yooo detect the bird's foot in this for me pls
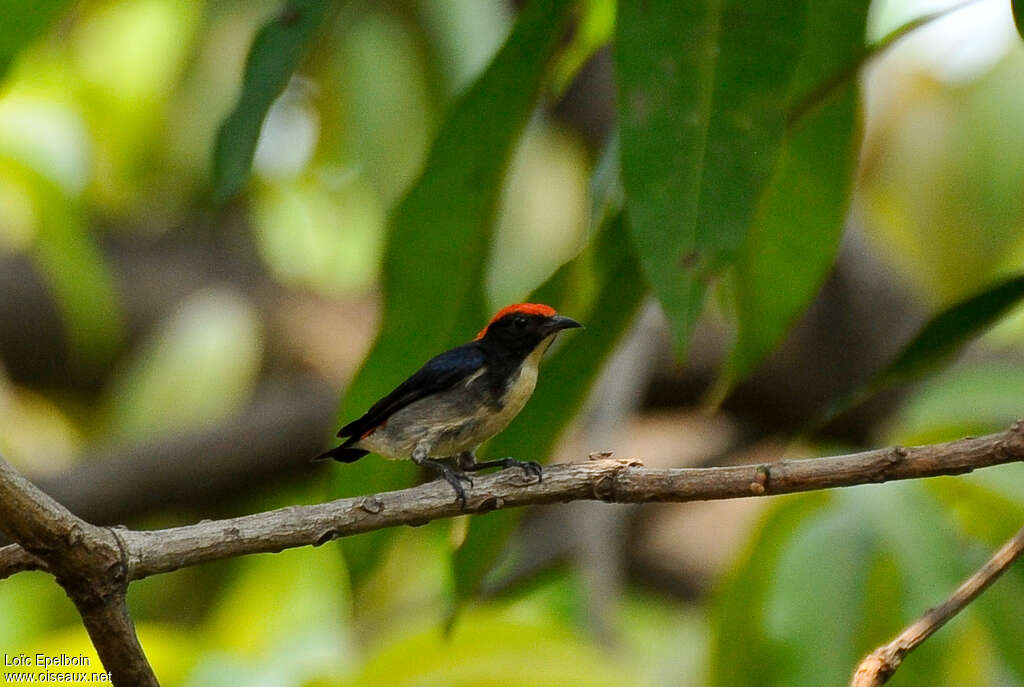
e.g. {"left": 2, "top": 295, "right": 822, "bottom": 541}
{"left": 460, "top": 456, "right": 543, "bottom": 483}
{"left": 418, "top": 457, "right": 473, "bottom": 509}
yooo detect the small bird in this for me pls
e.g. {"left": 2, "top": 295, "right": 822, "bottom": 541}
{"left": 316, "top": 303, "right": 582, "bottom": 506}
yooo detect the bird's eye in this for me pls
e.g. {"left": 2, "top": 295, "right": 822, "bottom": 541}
{"left": 513, "top": 315, "right": 528, "bottom": 329}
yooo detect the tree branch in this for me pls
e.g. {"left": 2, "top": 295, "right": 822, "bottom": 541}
{"left": 0, "top": 456, "right": 159, "bottom": 686}
{"left": 0, "top": 543, "right": 45, "bottom": 580}
{"left": 2, "top": 423, "right": 1022, "bottom": 687}
{"left": 851, "top": 522, "right": 1024, "bottom": 686}
{"left": 13, "top": 422, "right": 1016, "bottom": 582}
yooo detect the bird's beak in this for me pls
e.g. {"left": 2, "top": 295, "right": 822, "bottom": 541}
{"left": 546, "top": 315, "right": 583, "bottom": 334}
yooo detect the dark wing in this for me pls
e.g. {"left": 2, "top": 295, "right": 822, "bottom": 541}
{"left": 337, "top": 343, "right": 486, "bottom": 442}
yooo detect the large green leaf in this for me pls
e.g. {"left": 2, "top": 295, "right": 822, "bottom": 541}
{"left": 614, "top": 0, "right": 716, "bottom": 355}
{"left": 452, "top": 214, "right": 647, "bottom": 601}
{"left": 727, "top": 0, "right": 870, "bottom": 384}
{"left": 694, "top": 2, "right": 807, "bottom": 271}
{"left": 212, "top": 0, "right": 334, "bottom": 201}
{"left": 0, "top": 0, "right": 70, "bottom": 83}
{"left": 616, "top": 0, "right": 810, "bottom": 356}
{"left": 1013, "top": 0, "right": 1024, "bottom": 42}
{"left": 327, "top": 0, "right": 576, "bottom": 587}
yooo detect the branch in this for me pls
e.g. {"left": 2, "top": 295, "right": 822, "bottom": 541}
{"left": 0, "top": 456, "right": 159, "bottom": 686}
{"left": 91, "top": 422, "right": 1024, "bottom": 580}
{"left": 851, "top": 522, "right": 1024, "bottom": 686}
{"left": 0, "top": 544, "right": 45, "bottom": 580}
{"left": 2, "top": 422, "right": 1022, "bottom": 687}
{"left": 1, "top": 425, "right": 1021, "bottom": 583}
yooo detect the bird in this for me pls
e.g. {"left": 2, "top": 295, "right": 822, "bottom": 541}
{"left": 316, "top": 303, "right": 582, "bottom": 506}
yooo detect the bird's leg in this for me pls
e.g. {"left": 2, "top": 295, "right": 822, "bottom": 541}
{"left": 412, "top": 445, "right": 472, "bottom": 508}
{"left": 457, "top": 451, "right": 542, "bottom": 483}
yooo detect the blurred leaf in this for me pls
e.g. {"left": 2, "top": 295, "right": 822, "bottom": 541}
{"left": 205, "top": 546, "right": 350, "bottom": 660}
{"left": 819, "top": 274, "right": 1024, "bottom": 428}
{"left": 1013, "top": 0, "right": 1024, "bottom": 42}
{"left": 453, "top": 214, "right": 647, "bottom": 601}
{"left": 0, "top": 573, "right": 73, "bottom": 648}
{"left": 549, "top": 0, "right": 615, "bottom": 96}
{"left": 213, "top": 0, "right": 334, "bottom": 201}
{"left": 710, "top": 491, "right": 832, "bottom": 687}
{"left": 711, "top": 484, "right": 981, "bottom": 687}
{"left": 924, "top": 476, "right": 1024, "bottom": 682}
{"left": 328, "top": 0, "right": 576, "bottom": 588}
{"left": 885, "top": 361, "right": 1024, "bottom": 446}
{"left": 0, "top": 0, "right": 69, "bottom": 83}
{"left": 322, "top": 8, "right": 437, "bottom": 206}
{"left": 9, "top": 161, "right": 123, "bottom": 373}
{"left": 727, "top": 0, "right": 869, "bottom": 384}
{"left": 614, "top": 0, "right": 715, "bottom": 356}
{"left": 764, "top": 501, "right": 875, "bottom": 684}
{"left": 975, "top": 561, "right": 1024, "bottom": 684}
{"left": 349, "top": 605, "right": 632, "bottom": 687}
{"left": 100, "top": 288, "right": 261, "bottom": 438}
{"left": 874, "top": 273, "right": 1024, "bottom": 388}
{"left": 588, "top": 128, "right": 622, "bottom": 233}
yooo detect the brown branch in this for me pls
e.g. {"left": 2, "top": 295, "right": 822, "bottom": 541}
{"left": 1, "top": 422, "right": 1022, "bottom": 686}
{"left": 84, "top": 422, "right": 1024, "bottom": 580}
{"left": 0, "top": 543, "right": 46, "bottom": 580}
{"left": 851, "top": 522, "right": 1024, "bottom": 686}
{"left": 0, "top": 456, "right": 159, "bottom": 686}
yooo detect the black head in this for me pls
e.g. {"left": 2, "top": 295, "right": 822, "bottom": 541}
{"left": 474, "top": 303, "right": 582, "bottom": 356}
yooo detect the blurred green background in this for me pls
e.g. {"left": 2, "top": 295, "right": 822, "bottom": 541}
{"left": 2, "top": 0, "right": 1024, "bottom": 685}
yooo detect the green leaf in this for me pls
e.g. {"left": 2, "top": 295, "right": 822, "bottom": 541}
{"left": 818, "top": 274, "right": 1024, "bottom": 428}
{"left": 614, "top": 0, "right": 716, "bottom": 355}
{"left": 0, "top": 0, "right": 70, "bottom": 83}
{"left": 709, "top": 492, "right": 832, "bottom": 687}
{"left": 873, "top": 273, "right": 1024, "bottom": 388}
{"left": 350, "top": 604, "right": 633, "bottom": 687}
{"left": 919, "top": 476, "right": 1024, "bottom": 682}
{"left": 3, "top": 159, "right": 123, "bottom": 374}
{"left": 99, "top": 288, "right": 262, "bottom": 439}
{"left": 711, "top": 485, "right": 977, "bottom": 687}
{"left": 694, "top": 2, "right": 808, "bottom": 271}
{"left": 212, "top": 0, "right": 333, "bottom": 202}
{"left": 452, "top": 213, "right": 647, "bottom": 601}
{"left": 616, "top": 0, "right": 811, "bottom": 357}
{"left": 327, "top": 0, "right": 576, "bottom": 588}
{"left": 727, "top": 0, "right": 870, "bottom": 384}
{"left": 885, "top": 361, "right": 1024, "bottom": 446}
{"left": 1013, "top": 0, "right": 1024, "bottom": 42}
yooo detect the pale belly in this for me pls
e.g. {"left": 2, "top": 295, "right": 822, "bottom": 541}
{"left": 356, "top": 345, "right": 545, "bottom": 459}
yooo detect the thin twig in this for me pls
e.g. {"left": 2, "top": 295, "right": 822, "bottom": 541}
{"left": 851, "top": 523, "right": 1024, "bottom": 686}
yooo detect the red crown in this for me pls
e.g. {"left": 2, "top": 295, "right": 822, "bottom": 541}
{"left": 475, "top": 303, "right": 557, "bottom": 340}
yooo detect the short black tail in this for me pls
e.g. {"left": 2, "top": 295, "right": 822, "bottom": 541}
{"left": 313, "top": 446, "right": 369, "bottom": 463}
